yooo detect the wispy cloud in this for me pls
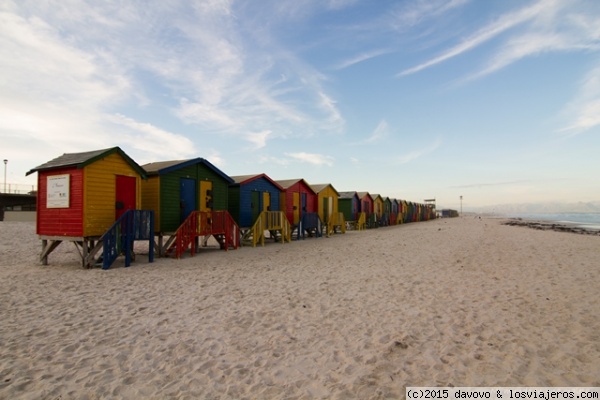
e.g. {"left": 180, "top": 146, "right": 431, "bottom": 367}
{"left": 397, "top": 0, "right": 552, "bottom": 77}
{"left": 107, "top": 114, "right": 196, "bottom": 160}
{"left": 390, "top": 0, "right": 470, "bottom": 31}
{"left": 395, "top": 138, "right": 442, "bottom": 164}
{"left": 559, "top": 64, "right": 600, "bottom": 135}
{"left": 244, "top": 130, "right": 273, "bottom": 150}
{"left": 0, "top": 0, "right": 346, "bottom": 166}
{"left": 349, "top": 120, "right": 389, "bottom": 145}
{"left": 333, "top": 48, "right": 392, "bottom": 70}
{"left": 285, "top": 152, "right": 335, "bottom": 166}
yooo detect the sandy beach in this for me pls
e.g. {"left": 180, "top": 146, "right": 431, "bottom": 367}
{"left": 0, "top": 217, "right": 599, "bottom": 399}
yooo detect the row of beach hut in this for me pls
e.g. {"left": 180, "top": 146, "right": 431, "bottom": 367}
{"left": 26, "top": 147, "right": 436, "bottom": 269}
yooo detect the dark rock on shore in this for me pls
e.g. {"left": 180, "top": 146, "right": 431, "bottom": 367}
{"left": 503, "top": 219, "right": 600, "bottom": 235}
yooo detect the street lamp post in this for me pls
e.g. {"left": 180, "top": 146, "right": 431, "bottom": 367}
{"left": 460, "top": 195, "right": 463, "bottom": 216}
{"left": 3, "top": 159, "right": 7, "bottom": 194}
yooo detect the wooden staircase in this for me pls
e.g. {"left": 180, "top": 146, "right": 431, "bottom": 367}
{"left": 165, "top": 210, "right": 239, "bottom": 259}
{"left": 355, "top": 212, "right": 366, "bottom": 230}
{"left": 242, "top": 211, "right": 291, "bottom": 247}
{"left": 325, "top": 212, "right": 346, "bottom": 236}
{"left": 84, "top": 210, "right": 155, "bottom": 270}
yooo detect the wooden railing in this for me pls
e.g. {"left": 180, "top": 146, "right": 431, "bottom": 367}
{"left": 195, "top": 210, "right": 240, "bottom": 250}
{"left": 86, "top": 210, "right": 155, "bottom": 270}
{"left": 396, "top": 212, "right": 404, "bottom": 225}
{"left": 247, "top": 211, "right": 291, "bottom": 247}
{"left": 325, "top": 212, "right": 346, "bottom": 236}
{"left": 170, "top": 210, "right": 239, "bottom": 258}
{"left": 355, "top": 212, "right": 366, "bottom": 230}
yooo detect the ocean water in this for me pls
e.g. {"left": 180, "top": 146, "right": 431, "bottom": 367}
{"left": 506, "top": 213, "right": 600, "bottom": 230}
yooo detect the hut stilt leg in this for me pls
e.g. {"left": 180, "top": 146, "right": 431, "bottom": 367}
{"left": 82, "top": 240, "right": 89, "bottom": 269}
{"left": 40, "top": 240, "right": 62, "bottom": 266}
{"left": 41, "top": 239, "right": 48, "bottom": 266}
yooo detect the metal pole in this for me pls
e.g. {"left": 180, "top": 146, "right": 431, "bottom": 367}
{"left": 3, "top": 159, "right": 7, "bottom": 194}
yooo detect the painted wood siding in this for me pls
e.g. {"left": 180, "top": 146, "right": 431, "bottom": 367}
{"left": 141, "top": 176, "right": 161, "bottom": 231}
{"left": 144, "top": 163, "right": 230, "bottom": 233}
{"left": 84, "top": 153, "right": 142, "bottom": 236}
{"left": 316, "top": 186, "right": 338, "bottom": 222}
{"left": 234, "top": 177, "right": 281, "bottom": 227}
{"left": 197, "top": 164, "right": 229, "bottom": 210}
{"left": 373, "top": 197, "right": 384, "bottom": 218}
{"left": 300, "top": 183, "right": 317, "bottom": 213}
{"left": 361, "top": 196, "right": 373, "bottom": 214}
{"left": 227, "top": 186, "right": 241, "bottom": 225}
{"left": 281, "top": 181, "right": 316, "bottom": 224}
{"left": 36, "top": 167, "right": 84, "bottom": 237}
{"left": 159, "top": 172, "right": 186, "bottom": 233}
{"left": 339, "top": 196, "right": 358, "bottom": 222}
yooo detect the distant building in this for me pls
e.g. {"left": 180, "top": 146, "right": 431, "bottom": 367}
{"left": 441, "top": 209, "right": 459, "bottom": 218}
{"left": 0, "top": 193, "right": 37, "bottom": 221}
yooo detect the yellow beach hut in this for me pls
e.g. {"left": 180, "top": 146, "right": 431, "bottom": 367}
{"left": 310, "top": 183, "right": 345, "bottom": 235}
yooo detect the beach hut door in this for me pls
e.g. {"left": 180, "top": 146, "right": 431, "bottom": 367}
{"left": 180, "top": 178, "right": 196, "bottom": 222}
{"left": 115, "top": 175, "right": 136, "bottom": 220}
{"left": 200, "top": 180, "right": 213, "bottom": 212}
{"left": 293, "top": 192, "right": 300, "bottom": 224}
{"left": 323, "top": 197, "right": 330, "bottom": 222}
{"left": 262, "top": 192, "right": 270, "bottom": 211}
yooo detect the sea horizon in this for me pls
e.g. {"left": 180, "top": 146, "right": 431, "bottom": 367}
{"left": 502, "top": 212, "right": 600, "bottom": 230}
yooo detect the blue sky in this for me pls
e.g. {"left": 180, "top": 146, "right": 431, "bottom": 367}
{"left": 1, "top": 0, "right": 599, "bottom": 210}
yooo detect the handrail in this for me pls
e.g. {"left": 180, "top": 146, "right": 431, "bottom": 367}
{"left": 249, "top": 211, "right": 291, "bottom": 246}
{"left": 324, "top": 211, "right": 346, "bottom": 235}
{"left": 99, "top": 210, "right": 154, "bottom": 270}
{"left": 171, "top": 210, "right": 239, "bottom": 258}
{"left": 356, "top": 212, "right": 366, "bottom": 230}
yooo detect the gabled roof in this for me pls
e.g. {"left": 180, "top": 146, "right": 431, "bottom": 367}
{"left": 371, "top": 193, "right": 383, "bottom": 202}
{"left": 338, "top": 191, "right": 359, "bottom": 199}
{"left": 141, "top": 158, "right": 233, "bottom": 183}
{"left": 274, "top": 178, "right": 317, "bottom": 194}
{"left": 357, "top": 192, "right": 373, "bottom": 201}
{"left": 229, "top": 173, "right": 284, "bottom": 191}
{"left": 310, "top": 183, "right": 340, "bottom": 197}
{"left": 26, "top": 147, "right": 146, "bottom": 178}
{"left": 142, "top": 159, "right": 188, "bottom": 174}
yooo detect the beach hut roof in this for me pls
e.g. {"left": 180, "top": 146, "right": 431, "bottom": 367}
{"left": 229, "top": 173, "right": 285, "bottom": 190}
{"left": 26, "top": 147, "right": 146, "bottom": 178}
{"left": 141, "top": 158, "right": 233, "bottom": 183}
{"left": 357, "top": 192, "right": 373, "bottom": 201}
{"left": 310, "top": 183, "right": 340, "bottom": 197}
{"left": 338, "top": 191, "right": 358, "bottom": 199}
{"left": 274, "top": 178, "right": 317, "bottom": 194}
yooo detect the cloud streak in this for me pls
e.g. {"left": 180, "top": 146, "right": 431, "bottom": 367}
{"left": 0, "top": 0, "right": 346, "bottom": 163}
{"left": 397, "top": 0, "right": 556, "bottom": 77}
{"left": 559, "top": 64, "right": 600, "bottom": 135}
{"left": 395, "top": 138, "right": 442, "bottom": 165}
{"left": 285, "top": 152, "right": 335, "bottom": 166}
{"left": 333, "top": 49, "right": 392, "bottom": 70}
{"left": 349, "top": 120, "right": 389, "bottom": 145}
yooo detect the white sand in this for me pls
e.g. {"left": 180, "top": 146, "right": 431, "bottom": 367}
{"left": 0, "top": 217, "right": 599, "bottom": 399}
